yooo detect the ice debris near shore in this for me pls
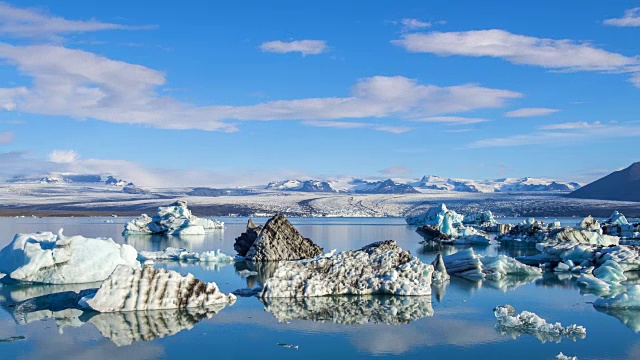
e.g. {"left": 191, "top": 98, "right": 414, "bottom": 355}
{"left": 0, "top": 229, "right": 139, "bottom": 284}
{"left": 442, "top": 248, "right": 541, "bottom": 280}
{"left": 411, "top": 204, "right": 491, "bottom": 245}
{"left": 593, "top": 285, "right": 640, "bottom": 309}
{"left": 124, "top": 200, "right": 223, "bottom": 236}
{"left": 494, "top": 304, "right": 586, "bottom": 343}
{"left": 261, "top": 295, "right": 433, "bottom": 324}
{"left": 79, "top": 265, "right": 236, "bottom": 312}
{"left": 139, "top": 247, "right": 234, "bottom": 264}
{"left": 260, "top": 240, "right": 433, "bottom": 298}
{"left": 497, "top": 217, "right": 619, "bottom": 246}
{"left": 241, "top": 214, "right": 324, "bottom": 261}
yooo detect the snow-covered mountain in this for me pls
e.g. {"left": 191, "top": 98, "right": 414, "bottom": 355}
{"left": 351, "top": 179, "right": 420, "bottom": 194}
{"left": 265, "top": 180, "right": 337, "bottom": 193}
{"left": 414, "top": 175, "right": 580, "bottom": 193}
{"left": 9, "top": 174, "right": 131, "bottom": 186}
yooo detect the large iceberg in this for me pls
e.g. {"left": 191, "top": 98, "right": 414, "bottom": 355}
{"left": 124, "top": 200, "right": 223, "bottom": 235}
{"left": 79, "top": 265, "right": 236, "bottom": 312}
{"left": 442, "top": 248, "right": 541, "bottom": 280}
{"left": 260, "top": 240, "right": 433, "bottom": 298}
{"left": 0, "top": 229, "right": 140, "bottom": 284}
{"left": 493, "top": 304, "right": 586, "bottom": 343}
{"left": 413, "top": 204, "right": 491, "bottom": 245}
{"left": 244, "top": 214, "right": 324, "bottom": 261}
{"left": 406, "top": 204, "right": 496, "bottom": 226}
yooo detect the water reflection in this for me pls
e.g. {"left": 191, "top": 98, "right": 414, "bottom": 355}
{"left": 261, "top": 295, "right": 433, "bottom": 325}
{"left": 234, "top": 260, "right": 279, "bottom": 289}
{"left": 595, "top": 306, "right": 640, "bottom": 332}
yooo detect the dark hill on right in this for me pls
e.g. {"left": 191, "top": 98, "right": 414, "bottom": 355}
{"left": 567, "top": 162, "right": 640, "bottom": 202}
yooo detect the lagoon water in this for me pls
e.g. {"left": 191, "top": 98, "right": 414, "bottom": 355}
{"left": 0, "top": 216, "right": 639, "bottom": 359}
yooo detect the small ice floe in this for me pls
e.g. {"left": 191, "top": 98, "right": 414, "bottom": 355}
{"left": 0, "top": 229, "right": 139, "bottom": 284}
{"left": 260, "top": 240, "right": 433, "bottom": 298}
{"left": 556, "top": 353, "right": 578, "bottom": 360}
{"left": 593, "top": 285, "right": 640, "bottom": 309}
{"left": 237, "top": 269, "right": 258, "bottom": 277}
{"left": 277, "top": 343, "right": 299, "bottom": 350}
{"left": 139, "top": 247, "right": 234, "bottom": 264}
{"left": 493, "top": 304, "right": 586, "bottom": 343}
{"left": 123, "top": 200, "right": 224, "bottom": 236}
{"left": 442, "top": 248, "right": 541, "bottom": 280}
{"left": 79, "top": 265, "right": 236, "bottom": 312}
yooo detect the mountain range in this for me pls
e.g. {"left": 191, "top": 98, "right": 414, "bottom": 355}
{"left": 568, "top": 162, "right": 640, "bottom": 202}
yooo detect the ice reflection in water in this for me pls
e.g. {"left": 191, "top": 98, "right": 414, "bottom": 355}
{"left": 261, "top": 295, "right": 433, "bottom": 325}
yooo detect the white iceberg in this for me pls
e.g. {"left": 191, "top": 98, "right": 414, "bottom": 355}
{"left": 406, "top": 203, "right": 462, "bottom": 226}
{"left": 442, "top": 248, "right": 541, "bottom": 280}
{"left": 556, "top": 353, "right": 578, "bottom": 360}
{"left": 124, "top": 200, "right": 223, "bottom": 235}
{"left": 594, "top": 285, "right": 640, "bottom": 309}
{"left": 494, "top": 304, "right": 586, "bottom": 343}
{"left": 79, "top": 265, "right": 236, "bottom": 312}
{"left": 0, "top": 229, "right": 140, "bottom": 284}
{"left": 138, "top": 247, "right": 234, "bottom": 264}
{"left": 260, "top": 240, "right": 433, "bottom": 298}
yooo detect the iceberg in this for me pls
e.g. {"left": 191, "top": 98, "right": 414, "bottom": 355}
{"left": 494, "top": 304, "right": 586, "bottom": 343}
{"left": 260, "top": 240, "right": 433, "bottom": 298}
{"left": 405, "top": 203, "right": 462, "bottom": 226}
{"left": 139, "top": 247, "right": 234, "bottom": 264}
{"left": 234, "top": 219, "right": 263, "bottom": 257}
{"left": 123, "top": 200, "right": 223, "bottom": 235}
{"left": 0, "top": 229, "right": 140, "bottom": 284}
{"left": 431, "top": 253, "right": 450, "bottom": 283}
{"left": 556, "top": 353, "right": 578, "bottom": 360}
{"left": 244, "top": 214, "right": 324, "bottom": 261}
{"left": 261, "top": 295, "right": 433, "bottom": 325}
{"left": 593, "top": 285, "right": 640, "bottom": 309}
{"left": 577, "top": 260, "right": 627, "bottom": 295}
{"left": 79, "top": 265, "right": 236, "bottom": 312}
{"left": 442, "top": 249, "right": 541, "bottom": 280}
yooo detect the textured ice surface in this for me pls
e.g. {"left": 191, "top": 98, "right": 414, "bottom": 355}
{"left": 0, "top": 229, "right": 139, "bottom": 284}
{"left": 139, "top": 247, "right": 234, "bottom": 264}
{"left": 594, "top": 285, "right": 640, "bottom": 309}
{"left": 245, "top": 214, "right": 323, "bottom": 261}
{"left": 577, "top": 260, "right": 627, "bottom": 295}
{"left": 124, "top": 200, "right": 223, "bottom": 235}
{"left": 442, "top": 249, "right": 541, "bottom": 280}
{"left": 261, "top": 295, "right": 433, "bottom": 324}
{"left": 80, "top": 265, "right": 236, "bottom": 312}
{"left": 494, "top": 304, "right": 586, "bottom": 343}
{"left": 260, "top": 240, "right": 433, "bottom": 298}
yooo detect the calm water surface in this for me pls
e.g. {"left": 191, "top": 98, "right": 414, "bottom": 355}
{"left": 0, "top": 216, "right": 638, "bottom": 359}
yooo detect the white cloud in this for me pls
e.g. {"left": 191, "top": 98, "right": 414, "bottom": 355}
{"left": 0, "top": 2, "right": 155, "bottom": 39}
{"left": 259, "top": 40, "right": 327, "bottom": 56}
{"left": 468, "top": 122, "right": 640, "bottom": 148}
{"left": 393, "top": 29, "right": 640, "bottom": 85}
{"left": 0, "top": 131, "right": 13, "bottom": 143}
{"left": 400, "top": 18, "right": 432, "bottom": 31}
{"left": 604, "top": 8, "right": 640, "bottom": 27}
{"left": 413, "top": 116, "right": 488, "bottom": 125}
{"left": 301, "top": 120, "right": 369, "bottom": 129}
{"left": 504, "top": 107, "right": 560, "bottom": 117}
{"left": 48, "top": 149, "right": 79, "bottom": 163}
{"left": 379, "top": 166, "right": 409, "bottom": 176}
{"left": 539, "top": 121, "right": 603, "bottom": 130}
{"left": 374, "top": 125, "right": 413, "bottom": 134}
{"left": 0, "top": 44, "right": 522, "bottom": 131}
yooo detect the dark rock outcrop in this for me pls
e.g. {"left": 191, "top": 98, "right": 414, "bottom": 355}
{"left": 234, "top": 219, "right": 263, "bottom": 257}
{"left": 245, "top": 214, "right": 323, "bottom": 261}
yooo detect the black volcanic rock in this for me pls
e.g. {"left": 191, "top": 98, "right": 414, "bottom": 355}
{"left": 355, "top": 179, "right": 420, "bottom": 194}
{"left": 234, "top": 219, "right": 263, "bottom": 257}
{"left": 567, "top": 162, "right": 640, "bottom": 202}
{"left": 245, "top": 214, "right": 323, "bottom": 261}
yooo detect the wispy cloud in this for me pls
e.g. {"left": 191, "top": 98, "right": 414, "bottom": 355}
{"left": 604, "top": 8, "right": 640, "bottom": 27}
{"left": 48, "top": 149, "right": 79, "bottom": 163}
{"left": 374, "top": 125, "right": 413, "bottom": 134}
{"left": 504, "top": 107, "right": 560, "bottom": 118}
{"left": 0, "top": 131, "right": 13, "bottom": 143}
{"left": 0, "top": 44, "right": 522, "bottom": 131}
{"left": 400, "top": 18, "right": 432, "bottom": 31}
{"left": 301, "top": 120, "right": 368, "bottom": 129}
{"left": 0, "top": 2, "right": 155, "bottom": 39}
{"left": 468, "top": 122, "right": 640, "bottom": 148}
{"left": 379, "top": 166, "right": 409, "bottom": 176}
{"left": 392, "top": 29, "right": 640, "bottom": 86}
{"left": 413, "top": 116, "right": 488, "bottom": 125}
{"left": 259, "top": 40, "right": 328, "bottom": 56}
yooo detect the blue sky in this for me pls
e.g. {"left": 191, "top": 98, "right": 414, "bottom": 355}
{"left": 0, "top": 1, "right": 639, "bottom": 187}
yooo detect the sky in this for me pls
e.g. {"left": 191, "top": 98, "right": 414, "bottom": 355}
{"left": 0, "top": 0, "right": 639, "bottom": 187}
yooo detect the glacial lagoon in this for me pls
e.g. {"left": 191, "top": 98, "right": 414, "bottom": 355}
{"left": 1, "top": 216, "right": 639, "bottom": 359}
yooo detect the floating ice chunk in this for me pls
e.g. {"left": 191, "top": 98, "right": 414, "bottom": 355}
{"left": 138, "top": 247, "right": 234, "bottom": 264}
{"left": 462, "top": 210, "right": 497, "bottom": 226}
{"left": 596, "top": 246, "right": 640, "bottom": 271}
{"left": 0, "top": 229, "right": 140, "bottom": 284}
{"left": 594, "top": 285, "right": 640, "bottom": 309}
{"left": 607, "top": 211, "right": 629, "bottom": 226}
{"left": 577, "top": 260, "right": 627, "bottom": 296}
{"left": 556, "top": 353, "right": 578, "bottom": 360}
{"left": 124, "top": 200, "right": 223, "bottom": 235}
{"left": 406, "top": 204, "right": 460, "bottom": 226}
{"left": 431, "top": 253, "right": 450, "bottom": 283}
{"left": 441, "top": 248, "right": 484, "bottom": 279}
{"left": 579, "top": 216, "right": 600, "bottom": 231}
{"left": 260, "top": 240, "right": 433, "bottom": 298}
{"left": 79, "top": 265, "right": 236, "bottom": 312}
{"left": 442, "top": 249, "right": 541, "bottom": 280}
{"left": 238, "top": 269, "right": 258, "bottom": 277}
{"left": 494, "top": 304, "right": 586, "bottom": 343}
